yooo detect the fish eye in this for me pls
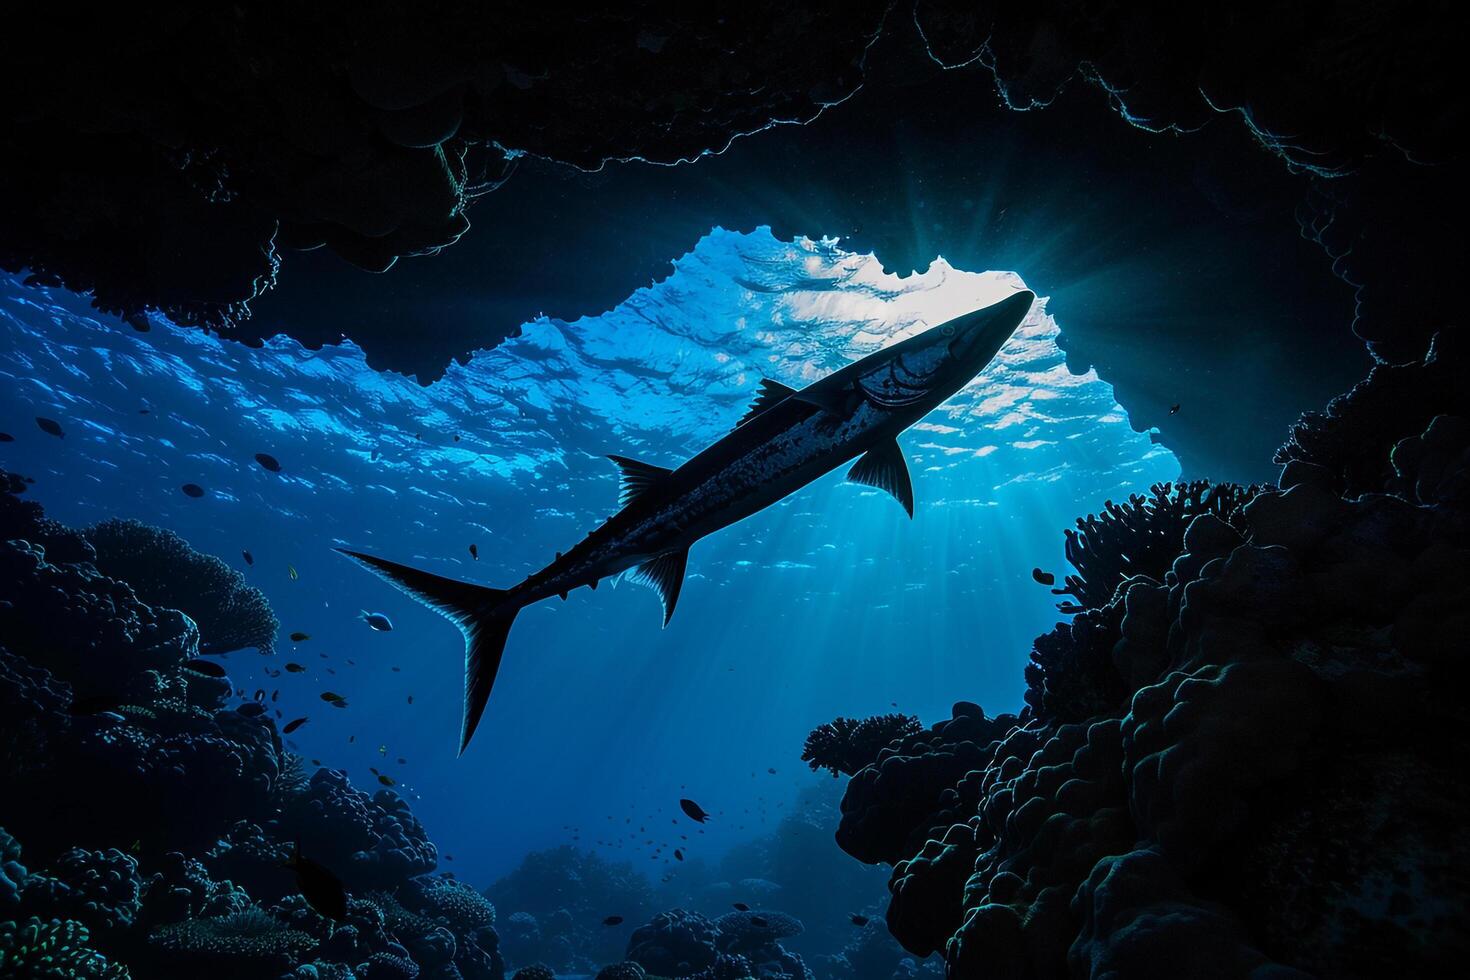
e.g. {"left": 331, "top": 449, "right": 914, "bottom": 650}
{"left": 941, "top": 324, "right": 955, "bottom": 337}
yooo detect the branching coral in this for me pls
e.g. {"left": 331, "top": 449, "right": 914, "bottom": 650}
{"left": 0, "top": 917, "right": 131, "bottom": 980}
{"left": 85, "top": 519, "right": 279, "bottom": 655}
{"left": 801, "top": 715, "right": 922, "bottom": 778}
{"left": 1055, "top": 481, "right": 1260, "bottom": 613}
{"left": 147, "top": 906, "right": 316, "bottom": 970}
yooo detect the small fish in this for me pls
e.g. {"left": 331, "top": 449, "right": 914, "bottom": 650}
{"left": 767, "top": 768, "right": 776, "bottom": 774}
{"left": 138, "top": 409, "right": 150, "bottom": 415}
{"left": 377, "top": 774, "right": 395, "bottom": 786}
{"left": 283, "top": 717, "right": 308, "bottom": 734}
{"left": 378, "top": 745, "right": 387, "bottom": 756}
{"left": 850, "top": 914, "right": 869, "bottom": 926}
{"left": 253, "top": 689, "right": 266, "bottom": 701}
{"left": 469, "top": 543, "right": 478, "bottom": 560}
{"left": 129, "top": 839, "right": 142, "bottom": 853}
{"left": 603, "top": 916, "right": 624, "bottom": 926}
{"left": 242, "top": 550, "right": 254, "bottom": 566}
{"left": 35, "top": 417, "right": 64, "bottom": 438}
{"left": 271, "top": 689, "right": 280, "bottom": 702}
{"left": 181, "top": 483, "right": 206, "bottom": 498}
{"left": 288, "top": 565, "right": 299, "bottom": 580}
{"left": 733, "top": 903, "right": 750, "bottom": 912}
{"left": 238, "top": 702, "right": 266, "bottom": 717}
{"left": 185, "top": 658, "right": 227, "bottom": 678}
{"left": 391, "top": 666, "right": 401, "bottom": 672}
{"left": 407, "top": 695, "right": 413, "bottom": 705}
{"left": 397, "top": 758, "right": 406, "bottom": 764}
{"left": 0, "top": 432, "right": 13, "bottom": 442}
{"left": 320, "top": 692, "right": 345, "bottom": 703}
{"left": 1031, "top": 568, "right": 1055, "bottom": 586}
{"left": 444, "top": 854, "right": 454, "bottom": 861}
{"left": 282, "top": 843, "right": 348, "bottom": 921}
{"left": 1169, "top": 403, "right": 1181, "bottom": 415}
{"left": 360, "top": 611, "right": 393, "bottom": 632}
{"left": 285, "top": 662, "right": 306, "bottom": 673}
{"left": 679, "top": 799, "right": 710, "bottom": 823}
{"left": 290, "top": 632, "right": 310, "bottom": 642}
{"left": 254, "top": 452, "right": 282, "bottom": 472}
{"left": 674, "top": 849, "right": 684, "bottom": 861}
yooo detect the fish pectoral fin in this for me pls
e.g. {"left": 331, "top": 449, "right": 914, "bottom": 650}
{"left": 737, "top": 378, "right": 798, "bottom": 426}
{"left": 629, "top": 548, "right": 690, "bottom": 627}
{"left": 608, "top": 455, "right": 673, "bottom": 506}
{"left": 848, "top": 439, "right": 915, "bottom": 518}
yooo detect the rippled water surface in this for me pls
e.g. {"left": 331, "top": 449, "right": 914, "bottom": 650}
{"left": 0, "top": 228, "right": 1177, "bottom": 880}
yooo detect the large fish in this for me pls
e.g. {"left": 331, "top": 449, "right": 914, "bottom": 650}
{"left": 339, "top": 290, "right": 1034, "bottom": 752}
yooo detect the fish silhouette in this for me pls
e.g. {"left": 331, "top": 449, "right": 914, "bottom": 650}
{"left": 338, "top": 294, "right": 1034, "bottom": 753}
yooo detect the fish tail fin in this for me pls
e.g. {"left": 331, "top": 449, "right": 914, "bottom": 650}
{"left": 334, "top": 548, "right": 519, "bottom": 755}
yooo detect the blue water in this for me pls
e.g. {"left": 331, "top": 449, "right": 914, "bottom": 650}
{"left": 0, "top": 227, "right": 1177, "bottom": 884}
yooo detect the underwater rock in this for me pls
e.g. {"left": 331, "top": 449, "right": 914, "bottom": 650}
{"left": 1276, "top": 334, "right": 1466, "bottom": 498}
{"left": 278, "top": 769, "right": 438, "bottom": 892}
{"left": 19, "top": 846, "right": 144, "bottom": 935}
{"left": 626, "top": 909, "right": 721, "bottom": 977}
{"left": 0, "top": 4, "right": 887, "bottom": 341}
{"left": 595, "top": 962, "right": 646, "bottom": 980}
{"left": 814, "top": 422, "right": 1470, "bottom": 976}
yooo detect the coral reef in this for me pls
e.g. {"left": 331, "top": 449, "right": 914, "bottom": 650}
{"left": 85, "top": 518, "right": 279, "bottom": 655}
{"left": 488, "top": 846, "right": 659, "bottom": 972}
{"left": 1053, "top": 480, "right": 1260, "bottom": 613}
{"left": 0, "top": 916, "right": 131, "bottom": 980}
{"left": 0, "top": 474, "right": 499, "bottom": 980}
{"left": 624, "top": 908, "right": 812, "bottom": 980}
{"left": 812, "top": 405, "right": 1470, "bottom": 976}
{"left": 802, "top": 715, "right": 923, "bottom": 779}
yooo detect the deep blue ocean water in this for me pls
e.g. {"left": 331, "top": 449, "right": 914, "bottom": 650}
{"left": 0, "top": 227, "right": 1177, "bottom": 885}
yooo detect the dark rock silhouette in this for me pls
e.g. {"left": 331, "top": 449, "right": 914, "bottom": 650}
{"left": 810, "top": 407, "right": 1470, "bottom": 977}
{"left": 85, "top": 518, "right": 280, "bottom": 655}
{"left": 0, "top": 472, "right": 501, "bottom": 980}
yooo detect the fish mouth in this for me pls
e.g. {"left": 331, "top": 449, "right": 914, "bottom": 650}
{"left": 945, "top": 290, "right": 1034, "bottom": 366}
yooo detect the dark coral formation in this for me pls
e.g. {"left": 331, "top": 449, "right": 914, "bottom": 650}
{"left": 1053, "top": 481, "right": 1260, "bottom": 613}
{"left": 0, "top": 472, "right": 500, "bottom": 980}
{"left": 802, "top": 715, "right": 923, "bottom": 779}
{"left": 812, "top": 404, "right": 1470, "bottom": 976}
{"left": 85, "top": 518, "right": 279, "bottom": 655}
{"left": 625, "top": 908, "right": 812, "bottom": 980}
{"left": 0, "top": 3, "right": 887, "bottom": 332}
{"left": 487, "top": 846, "right": 659, "bottom": 973}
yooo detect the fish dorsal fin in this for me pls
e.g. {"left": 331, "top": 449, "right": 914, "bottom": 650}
{"left": 848, "top": 439, "right": 914, "bottom": 517}
{"left": 628, "top": 548, "right": 690, "bottom": 627}
{"left": 738, "top": 378, "right": 798, "bottom": 426}
{"left": 791, "top": 383, "right": 854, "bottom": 415}
{"left": 608, "top": 455, "right": 673, "bottom": 506}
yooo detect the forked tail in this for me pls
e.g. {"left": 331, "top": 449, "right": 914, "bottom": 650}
{"left": 335, "top": 548, "right": 518, "bottom": 754}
